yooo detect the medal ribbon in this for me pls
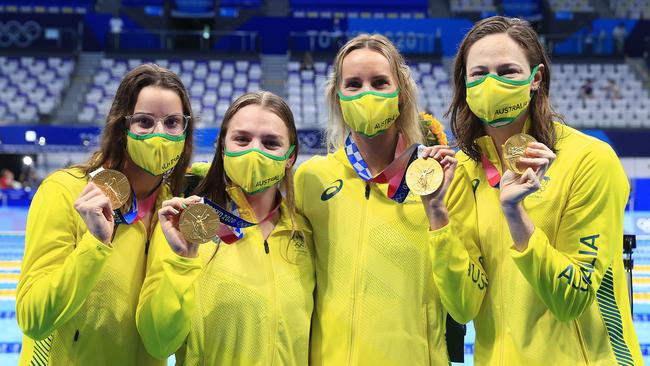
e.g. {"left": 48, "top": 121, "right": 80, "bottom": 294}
{"left": 201, "top": 196, "right": 281, "bottom": 244}
{"left": 345, "top": 134, "right": 423, "bottom": 203}
{"left": 113, "top": 189, "right": 138, "bottom": 224}
{"left": 481, "top": 153, "right": 501, "bottom": 189}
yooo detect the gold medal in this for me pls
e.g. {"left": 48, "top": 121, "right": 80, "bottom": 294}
{"left": 179, "top": 203, "right": 221, "bottom": 245}
{"left": 502, "top": 133, "right": 537, "bottom": 174}
{"left": 405, "top": 158, "right": 444, "bottom": 196}
{"left": 91, "top": 169, "right": 131, "bottom": 210}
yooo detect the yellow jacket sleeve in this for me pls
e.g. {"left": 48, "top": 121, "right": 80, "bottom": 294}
{"left": 428, "top": 165, "right": 487, "bottom": 323}
{"left": 511, "top": 142, "right": 629, "bottom": 322}
{"left": 16, "top": 177, "right": 113, "bottom": 341}
{"left": 136, "top": 224, "right": 202, "bottom": 360}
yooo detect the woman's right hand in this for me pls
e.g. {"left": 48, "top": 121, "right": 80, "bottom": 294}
{"left": 74, "top": 182, "right": 114, "bottom": 245}
{"left": 158, "top": 195, "right": 203, "bottom": 258}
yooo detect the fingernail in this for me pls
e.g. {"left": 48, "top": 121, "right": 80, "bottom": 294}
{"left": 181, "top": 203, "right": 187, "bottom": 209}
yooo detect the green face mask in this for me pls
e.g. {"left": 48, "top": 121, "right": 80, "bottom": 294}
{"left": 223, "top": 145, "right": 295, "bottom": 194}
{"left": 465, "top": 65, "right": 539, "bottom": 127}
{"left": 126, "top": 132, "right": 186, "bottom": 176}
{"left": 338, "top": 90, "right": 400, "bottom": 137}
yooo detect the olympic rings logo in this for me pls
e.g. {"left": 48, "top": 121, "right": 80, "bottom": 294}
{"left": 0, "top": 21, "right": 42, "bottom": 48}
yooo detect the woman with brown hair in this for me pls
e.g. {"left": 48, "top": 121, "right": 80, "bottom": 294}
{"left": 420, "top": 16, "right": 642, "bottom": 364}
{"left": 295, "top": 34, "right": 456, "bottom": 365}
{"left": 136, "top": 91, "right": 315, "bottom": 365}
{"left": 16, "top": 64, "right": 194, "bottom": 365}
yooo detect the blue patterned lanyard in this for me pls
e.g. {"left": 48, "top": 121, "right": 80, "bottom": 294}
{"left": 344, "top": 134, "right": 422, "bottom": 203}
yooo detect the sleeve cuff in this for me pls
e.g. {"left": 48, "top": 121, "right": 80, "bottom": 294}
{"left": 428, "top": 221, "right": 452, "bottom": 240}
{"left": 78, "top": 230, "right": 114, "bottom": 257}
{"left": 162, "top": 250, "right": 203, "bottom": 274}
{"left": 510, "top": 226, "right": 545, "bottom": 260}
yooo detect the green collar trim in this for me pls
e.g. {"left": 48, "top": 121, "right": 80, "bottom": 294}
{"left": 127, "top": 131, "right": 186, "bottom": 142}
{"left": 337, "top": 89, "right": 399, "bottom": 101}
{"left": 224, "top": 145, "right": 296, "bottom": 161}
{"left": 466, "top": 65, "right": 539, "bottom": 88}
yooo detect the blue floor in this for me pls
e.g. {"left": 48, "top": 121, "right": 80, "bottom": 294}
{"left": 0, "top": 207, "right": 648, "bottom": 365}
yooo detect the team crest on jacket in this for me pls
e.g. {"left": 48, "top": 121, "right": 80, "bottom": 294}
{"left": 529, "top": 176, "right": 551, "bottom": 199}
{"left": 288, "top": 231, "right": 309, "bottom": 259}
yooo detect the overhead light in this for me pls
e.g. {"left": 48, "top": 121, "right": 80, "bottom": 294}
{"left": 23, "top": 156, "right": 33, "bottom": 166}
{"left": 25, "top": 130, "right": 36, "bottom": 142}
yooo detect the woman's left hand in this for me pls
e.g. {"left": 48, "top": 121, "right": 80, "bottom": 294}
{"left": 500, "top": 168, "right": 540, "bottom": 207}
{"left": 500, "top": 142, "right": 555, "bottom": 207}
{"left": 517, "top": 142, "right": 556, "bottom": 181}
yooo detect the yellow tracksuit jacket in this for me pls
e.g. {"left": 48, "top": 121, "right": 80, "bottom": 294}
{"left": 429, "top": 122, "right": 643, "bottom": 365}
{"left": 16, "top": 168, "right": 167, "bottom": 366}
{"left": 136, "top": 187, "right": 315, "bottom": 365}
{"left": 295, "top": 149, "right": 449, "bottom": 366}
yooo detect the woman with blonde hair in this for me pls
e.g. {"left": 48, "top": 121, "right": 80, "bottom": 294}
{"left": 137, "top": 91, "right": 315, "bottom": 365}
{"left": 16, "top": 64, "right": 194, "bottom": 365}
{"left": 295, "top": 34, "right": 456, "bottom": 365}
{"left": 421, "top": 16, "right": 642, "bottom": 364}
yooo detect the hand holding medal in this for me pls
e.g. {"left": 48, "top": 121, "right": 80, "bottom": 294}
{"left": 90, "top": 169, "right": 131, "bottom": 210}
{"left": 502, "top": 133, "right": 537, "bottom": 175}
{"left": 158, "top": 196, "right": 206, "bottom": 257}
{"left": 405, "top": 158, "right": 444, "bottom": 196}
{"left": 499, "top": 134, "right": 556, "bottom": 207}
{"left": 410, "top": 112, "right": 455, "bottom": 199}
{"left": 74, "top": 168, "right": 139, "bottom": 244}
{"left": 411, "top": 145, "right": 458, "bottom": 198}
{"left": 179, "top": 202, "right": 221, "bottom": 245}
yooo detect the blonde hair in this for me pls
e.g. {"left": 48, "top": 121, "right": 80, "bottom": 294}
{"left": 325, "top": 34, "right": 424, "bottom": 151}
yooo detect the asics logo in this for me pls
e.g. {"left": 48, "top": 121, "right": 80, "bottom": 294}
{"left": 321, "top": 179, "right": 343, "bottom": 201}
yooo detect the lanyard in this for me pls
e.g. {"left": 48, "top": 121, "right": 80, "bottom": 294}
{"left": 480, "top": 153, "right": 501, "bottom": 189}
{"left": 113, "top": 190, "right": 138, "bottom": 224}
{"left": 202, "top": 196, "right": 281, "bottom": 244}
{"left": 345, "top": 134, "right": 424, "bottom": 203}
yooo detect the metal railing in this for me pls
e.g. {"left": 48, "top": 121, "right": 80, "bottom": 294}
{"left": 112, "top": 29, "right": 260, "bottom": 53}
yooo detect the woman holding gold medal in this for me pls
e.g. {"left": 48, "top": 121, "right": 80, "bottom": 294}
{"left": 420, "top": 16, "right": 642, "bottom": 364}
{"left": 16, "top": 64, "right": 194, "bottom": 365}
{"left": 136, "top": 91, "right": 315, "bottom": 365}
{"left": 294, "top": 34, "right": 456, "bottom": 365}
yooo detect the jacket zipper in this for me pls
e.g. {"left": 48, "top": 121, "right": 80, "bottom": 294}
{"left": 348, "top": 182, "right": 371, "bottom": 364}
{"left": 498, "top": 204, "right": 506, "bottom": 366}
{"left": 573, "top": 320, "right": 590, "bottom": 364}
{"left": 264, "top": 239, "right": 278, "bottom": 365}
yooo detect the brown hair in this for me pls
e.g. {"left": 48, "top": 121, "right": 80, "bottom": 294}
{"left": 75, "top": 63, "right": 194, "bottom": 195}
{"left": 447, "top": 16, "right": 561, "bottom": 162}
{"left": 325, "top": 33, "right": 424, "bottom": 151}
{"left": 194, "top": 91, "right": 300, "bottom": 238}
